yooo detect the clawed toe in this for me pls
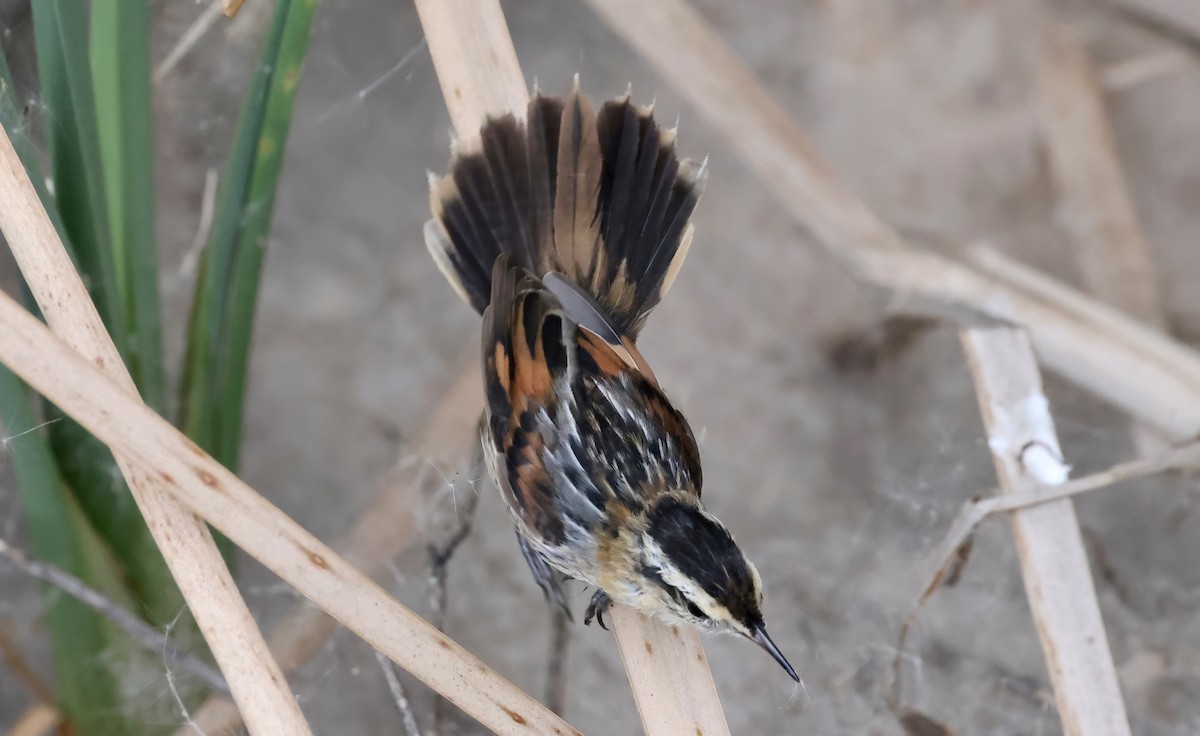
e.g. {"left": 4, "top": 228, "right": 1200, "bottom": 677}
{"left": 583, "top": 590, "right": 612, "bottom": 630}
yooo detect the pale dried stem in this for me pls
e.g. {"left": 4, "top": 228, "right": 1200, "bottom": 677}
{"left": 427, "top": 463, "right": 483, "bottom": 736}
{"left": 959, "top": 327, "right": 1130, "bottom": 735}
{"left": 610, "top": 607, "right": 730, "bottom": 736}
{"left": 0, "top": 125, "right": 308, "bottom": 734}
{"left": 0, "top": 285, "right": 581, "bottom": 736}
{"left": 910, "top": 438, "right": 1200, "bottom": 621}
{"left": 155, "top": 0, "right": 225, "bottom": 84}
{"left": 1111, "top": 0, "right": 1200, "bottom": 47}
{"left": 179, "top": 167, "right": 219, "bottom": 278}
{"left": 0, "top": 620, "right": 56, "bottom": 705}
{"left": 412, "top": 3, "right": 733, "bottom": 735}
{"left": 374, "top": 649, "right": 423, "bottom": 736}
{"left": 896, "top": 437, "right": 1200, "bottom": 708}
{"left": 583, "top": 0, "right": 1200, "bottom": 442}
{"left": 185, "top": 364, "right": 482, "bottom": 736}
{"left": 8, "top": 703, "right": 61, "bottom": 736}
{"left": 1036, "top": 22, "right": 1171, "bottom": 454}
{"left": 413, "top": 0, "right": 527, "bottom": 144}
{"left": 222, "top": 0, "right": 246, "bottom": 20}
{"left": 1101, "top": 49, "right": 1194, "bottom": 90}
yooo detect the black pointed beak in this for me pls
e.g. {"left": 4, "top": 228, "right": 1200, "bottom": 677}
{"left": 750, "top": 625, "right": 799, "bottom": 682}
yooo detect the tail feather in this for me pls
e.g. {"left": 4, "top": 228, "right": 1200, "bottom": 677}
{"left": 553, "top": 85, "right": 604, "bottom": 283}
{"left": 426, "top": 84, "right": 706, "bottom": 337}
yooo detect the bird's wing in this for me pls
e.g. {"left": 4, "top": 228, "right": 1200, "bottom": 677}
{"left": 483, "top": 257, "right": 704, "bottom": 552}
{"left": 483, "top": 255, "right": 575, "bottom": 545}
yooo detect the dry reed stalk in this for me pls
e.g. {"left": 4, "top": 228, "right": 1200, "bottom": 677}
{"left": 188, "top": 0, "right": 726, "bottom": 728}
{"left": 609, "top": 607, "right": 730, "bottom": 736}
{"left": 1112, "top": 0, "right": 1200, "bottom": 44}
{"left": 155, "top": 1, "right": 226, "bottom": 83}
{"left": 8, "top": 704, "right": 61, "bottom": 736}
{"left": 184, "top": 361, "right": 481, "bottom": 735}
{"left": 915, "top": 436, "right": 1200, "bottom": 610}
{"left": 0, "top": 286, "right": 580, "bottom": 736}
{"left": 961, "top": 327, "right": 1130, "bottom": 735}
{"left": 582, "top": 0, "right": 1200, "bottom": 442}
{"left": 1036, "top": 23, "right": 1170, "bottom": 454}
{"left": 583, "top": 1, "right": 1138, "bottom": 729}
{"left": 222, "top": 0, "right": 246, "bottom": 20}
{"left": 0, "top": 621, "right": 56, "bottom": 706}
{"left": 1101, "top": 49, "right": 1194, "bottom": 90}
{"left": 413, "top": 3, "right": 734, "bottom": 734}
{"left": 0, "top": 536, "right": 230, "bottom": 694}
{"left": 0, "top": 128, "right": 310, "bottom": 734}
{"left": 413, "top": 0, "right": 527, "bottom": 142}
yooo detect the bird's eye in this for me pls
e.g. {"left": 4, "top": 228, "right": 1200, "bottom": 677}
{"left": 685, "top": 600, "right": 707, "bottom": 620}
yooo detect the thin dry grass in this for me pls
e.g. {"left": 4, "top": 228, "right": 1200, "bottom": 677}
{"left": 0, "top": 125, "right": 310, "bottom": 734}
{"left": 961, "top": 328, "right": 1130, "bottom": 735}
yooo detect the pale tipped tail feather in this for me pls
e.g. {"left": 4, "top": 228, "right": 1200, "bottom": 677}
{"left": 425, "top": 84, "right": 706, "bottom": 338}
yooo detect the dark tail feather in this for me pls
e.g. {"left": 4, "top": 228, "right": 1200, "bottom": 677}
{"left": 425, "top": 82, "right": 706, "bottom": 337}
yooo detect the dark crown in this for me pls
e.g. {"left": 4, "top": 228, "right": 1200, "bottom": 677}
{"left": 645, "top": 497, "right": 762, "bottom": 626}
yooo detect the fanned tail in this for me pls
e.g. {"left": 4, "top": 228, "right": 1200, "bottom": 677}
{"left": 426, "top": 81, "right": 706, "bottom": 337}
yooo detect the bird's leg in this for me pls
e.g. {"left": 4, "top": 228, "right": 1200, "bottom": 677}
{"left": 516, "top": 531, "right": 573, "bottom": 620}
{"left": 583, "top": 589, "right": 613, "bottom": 630}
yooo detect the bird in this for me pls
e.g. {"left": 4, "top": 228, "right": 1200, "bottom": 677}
{"left": 423, "top": 82, "right": 799, "bottom": 682}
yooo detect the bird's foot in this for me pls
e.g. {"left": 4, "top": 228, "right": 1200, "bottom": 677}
{"left": 583, "top": 590, "right": 613, "bottom": 630}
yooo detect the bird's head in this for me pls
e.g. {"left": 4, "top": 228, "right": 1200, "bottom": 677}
{"left": 633, "top": 495, "right": 798, "bottom": 681}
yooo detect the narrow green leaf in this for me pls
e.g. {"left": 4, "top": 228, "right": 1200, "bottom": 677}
{"left": 0, "top": 46, "right": 68, "bottom": 257}
{"left": 92, "top": 0, "right": 164, "bottom": 410}
{"left": 0, "top": 367, "right": 132, "bottom": 734}
{"left": 182, "top": 0, "right": 320, "bottom": 472}
{"left": 180, "top": 1, "right": 291, "bottom": 454}
{"left": 217, "top": 0, "right": 320, "bottom": 467}
{"left": 13, "top": 10, "right": 183, "bottom": 630}
{"left": 45, "top": 419, "right": 186, "bottom": 628}
{"left": 30, "top": 0, "right": 127, "bottom": 352}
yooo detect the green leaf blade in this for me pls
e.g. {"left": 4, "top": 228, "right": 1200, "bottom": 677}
{"left": 217, "top": 0, "right": 320, "bottom": 467}
{"left": 183, "top": 0, "right": 320, "bottom": 472}
{"left": 91, "top": 0, "right": 164, "bottom": 410}
{"left": 22, "top": 2, "right": 182, "bottom": 633}
{"left": 30, "top": 0, "right": 127, "bottom": 354}
{"left": 0, "top": 368, "right": 133, "bottom": 734}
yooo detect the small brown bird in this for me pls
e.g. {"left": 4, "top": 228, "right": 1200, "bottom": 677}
{"left": 425, "top": 84, "right": 798, "bottom": 681}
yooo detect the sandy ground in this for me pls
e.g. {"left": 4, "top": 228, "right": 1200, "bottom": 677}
{"left": 3, "top": 0, "right": 1200, "bottom": 733}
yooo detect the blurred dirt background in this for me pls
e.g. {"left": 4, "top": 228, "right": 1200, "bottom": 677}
{"left": 2, "top": 0, "right": 1200, "bottom": 733}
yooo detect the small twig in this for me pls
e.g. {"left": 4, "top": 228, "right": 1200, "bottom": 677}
{"left": 0, "top": 97, "right": 307, "bottom": 734}
{"left": 897, "top": 328, "right": 1147, "bottom": 725}
{"left": 222, "top": 0, "right": 246, "bottom": 19}
{"left": 155, "top": 0, "right": 225, "bottom": 84}
{"left": 0, "top": 619, "right": 56, "bottom": 704}
{"left": 583, "top": 0, "right": 1200, "bottom": 444}
{"left": 610, "top": 606, "right": 732, "bottom": 736}
{"left": 0, "top": 287, "right": 583, "bottom": 734}
{"left": 426, "top": 457, "right": 483, "bottom": 736}
{"left": 0, "top": 536, "right": 231, "bottom": 695}
{"left": 544, "top": 606, "right": 571, "bottom": 716}
{"left": 185, "top": 361, "right": 483, "bottom": 735}
{"left": 374, "top": 649, "right": 422, "bottom": 736}
{"left": 7, "top": 703, "right": 61, "bottom": 736}
{"left": 912, "top": 438, "right": 1200, "bottom": 616}
{"left": 1110, "top": 0, "right": 1200, "bottom": 55}
{"left": 1101, "top": 49, "right": 1194, "bottom": 90}
{"left": 179, "top": 168, "right": 219, "bottom": 278}
{"left": 965, "top": 328, "right": 1127, "bottom": 733}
